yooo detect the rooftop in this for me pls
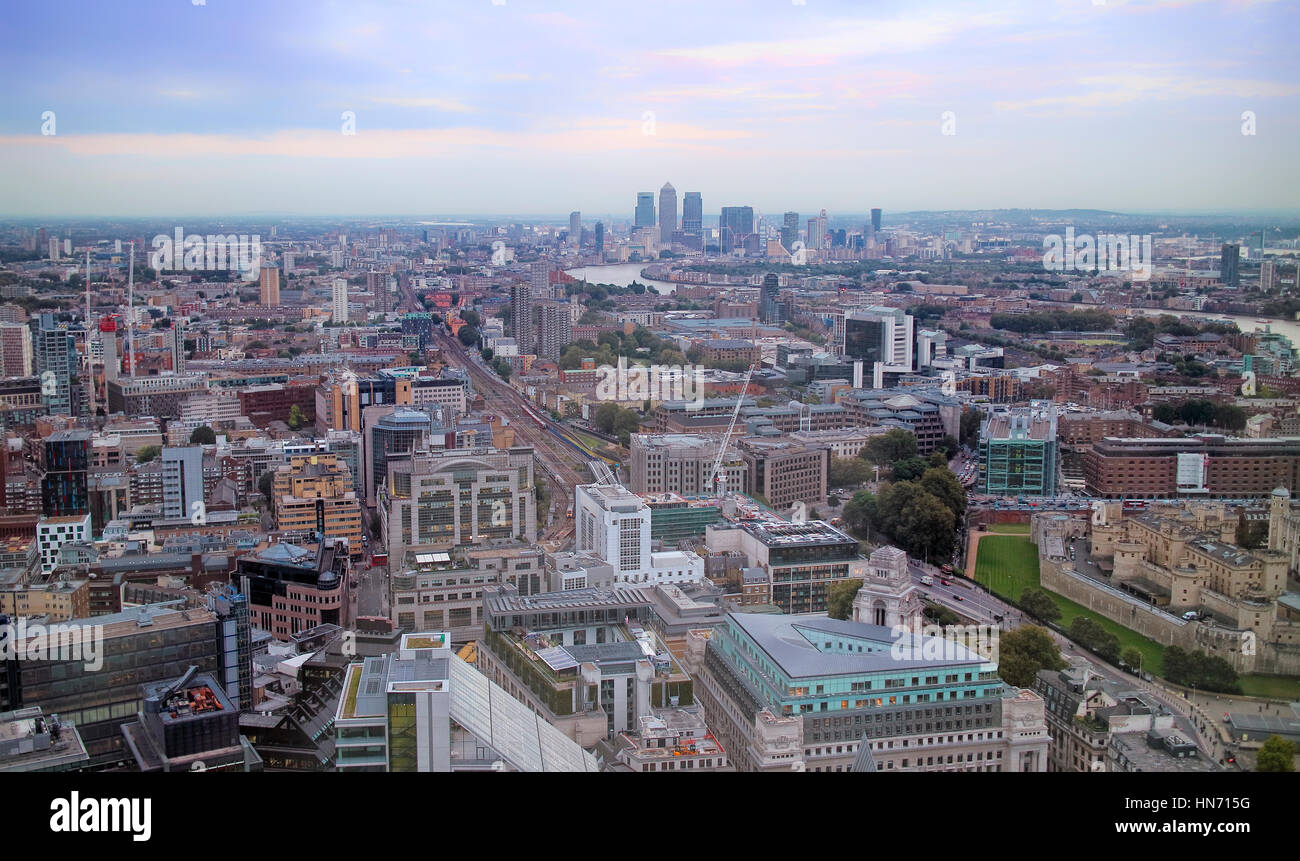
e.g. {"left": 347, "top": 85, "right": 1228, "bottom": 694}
{"left": 728, "top": 613, "right": 990, "bottom": 679}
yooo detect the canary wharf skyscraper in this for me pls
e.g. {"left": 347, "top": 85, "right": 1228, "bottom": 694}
{"left": 635, "top": 193, "right": 656, "bottom": 229}
{"left": 659, "top": 183, "right": 677, "bottom": 243}
{"left": 682, "top": 192, "right": 703, "bottom": 234}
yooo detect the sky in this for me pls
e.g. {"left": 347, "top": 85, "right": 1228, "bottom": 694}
{"left": 1, "top": 0, "right": 1297, "bottom": 218}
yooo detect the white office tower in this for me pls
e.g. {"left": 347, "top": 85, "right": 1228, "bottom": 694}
{"left": 63, "top": 238, "right": 72, "bottom": 256}
{"left": 161, "top": 446, "right": 205, "bottom": 521}
{"left": 48, "top": 238, "right": 60, "bottom": 260}
{"left": 283, "top": 252, "right": 295, "bottom": 275}
{"left": 574, "top": 483, "right": 703, "bottom": 586}
{"left": 332, "top": 277, "right": 349, "bottom": 322}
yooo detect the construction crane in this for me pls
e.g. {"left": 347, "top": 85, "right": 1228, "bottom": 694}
{"left": 708, "top": 363, "right": 756, "bottom": 500}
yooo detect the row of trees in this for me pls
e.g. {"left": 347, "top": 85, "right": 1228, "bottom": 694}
{"left": 1151, "top": 399, "right": 1247, "bottom": 431}
{"left": 1162, "top": 645, "right": 1241, "bottom": 694}
{"left": 591, "top": 402, "right": 643, "bottom": 445}
{"left": 988, "top": 309, "right": 1114, "bottom": 334}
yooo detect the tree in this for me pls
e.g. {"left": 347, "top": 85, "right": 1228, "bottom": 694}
{"left": 890, "top": 456, "right": 929, "bottom": 481}
{"left": 919, "top": 467, "right": 966, "bottom": 519}
{"left": 826, "top": 579, "right": 863, "bottom": 620}
{"left": 997, "top": 626, "right": 1066, "bottom": 687}
{"left": 937, "top": 435, "right": 960, "bottom": 457}
{"left": 287, "top": 403, "right": 303, "bottom": 430}
{"left": 1019, "top": 588, "right": 1061, "bottom": 624}
{"left": 190, "top": 426, "right": 216, "bottom": 445}
{"left": 1256, "top": 735, "right": 1296, "bottom": 772}
{"left": 1235, "top": 511, "right": 1266, "bottom": 549}
{"left": 828, "top": 457, "right": 872, "bottom": 488}
{"left": 592, "top": 402, "right": 622, "bottom": 434}
{"left": 891, "top": 486, "right": 956, "bottom": 559}
{"left": 863, "top": 428, "right": 918, "bottom": 464}
{"left": 842, "top": 491, "right": 878, "bottom": 537}
{"left": 960, "top": 408, "right": 984, "bottom": 446}
{"left": 1068, "top": 616, "right": 1121, "bottom": 663}
{"left": 457, "top": 325, "right": 479, "bottom": 347}
{"left": 135, "top": 445, "right": 161, "bottom": 464}
{"left": 1161, "top": 645, "right": 1242, "bottom": 693}
{"left": 258, "top": 470, "right": 275, "bottom": 507}
{"left": 1119, "top": 647, "right": 1144, "bottom": 673}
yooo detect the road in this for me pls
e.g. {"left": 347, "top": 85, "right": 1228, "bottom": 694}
{"left": 905, "top": 557, "right": 1234, "bottom": 766}
{"left": 433, "top": 327, "right": 587, "bottom": 543}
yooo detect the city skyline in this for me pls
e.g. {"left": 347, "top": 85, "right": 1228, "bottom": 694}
{"left": 1, "top": 0, "right": 1297, "bottom": 217}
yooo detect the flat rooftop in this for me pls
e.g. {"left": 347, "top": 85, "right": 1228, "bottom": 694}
{"left": 728, "top": 613, "right": 989, "bottom": 679}
{"left": 738, "top": 519, "right": 857, "bottom": 547}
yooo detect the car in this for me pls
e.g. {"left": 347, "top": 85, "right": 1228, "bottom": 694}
{"left": 953, "top": 594, "right": 964, "bottom": 601}
{"left": 939, "top": 577, "right": 950, "bottom": 586}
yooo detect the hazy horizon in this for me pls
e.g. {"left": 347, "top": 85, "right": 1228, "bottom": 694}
{"left": 3, "top": 0, "right": 1297, "bottom": 217}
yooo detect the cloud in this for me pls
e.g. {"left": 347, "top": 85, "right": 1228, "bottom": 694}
{"left": 0, "top": 119, "right": 752, "bottom": 160}
{"left": 370, "top": 96, "right": 476, "bottom": 113}
{"left": 994, "top": 72, "right": 1300, "bottom": 111}
{"left": 657, "top": 12, "right": 1007, "bottom": 68}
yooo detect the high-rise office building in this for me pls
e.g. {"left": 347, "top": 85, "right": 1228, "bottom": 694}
{"left": 161, "top": 445, "right": 204, "bottom": 521}
{"left": 259, "top": 266, "right": 280, "bottom": 306}
{"left": 41, "top": 429, "right": 90, "bottom": 518}
{"left": 659, "top": 182, "right": 677, "bottom": 243}
{"left": 574, "top": 483, "right": 703, "bottom": 586}
{"left": 169, "top": 319, "right": 185, "bottom": 374}
{"left": 0, "top": 323, "right": 33, "bottom": 377}
{"left": 272, "top": 452, "right": 364, "bottom": 556}
{"left": 760, "top": 273, "right": 780, "bottom": 324}
{"left": 204, "top": 583, "right": 252, "bottom": 710}
{"left": 34, "top": 313, "right": 76, "bottom": 416}
{"left": 332, "top": 277, "right": 349, "bottom": 322}
{"left": 99, "top": 317, "right": 119, "bottom": 384}
{"left": 682, "top": 192, "right": 703, "bottom": 234}
{"left": 807, "top": 210, "right": 828, "bottom": 250}
{"left": 1221, "top": 243, "right": 1240, "bottom": 287}
{"left": 509, "top": 282, "right": 534, "bottom": 352}
{"left": 537, "top": 301, "right": 571, "bottom": 360}
{"left": 871, "top": 207, "right": 882, "bottom": 232}
{"left": 365, "top": 406, "right": 448, "bottom": 508}
{"left": 594, "top": 221, "right": 605, "bottom": 253}
{"left": 781, "top": 211, "right": 799, "bottom": 250}
{"left": 0, "top": 603, "right": 225, "bottom": 768}
{"left": 380, "top": 445, "right": 537, "bottom": 566}
{"left": 237, "top": 539, "right": 350, "bottom": 641}
{"left": 1260, "top": 259, "right": 1278, "bottom": 292}
{"left": 689, "top": 610, "right": 1049, "bottom": 772}
{"left": 121, "top": 668, "right": 262, "bottom": 772}
{"left": 978, "top": 407, "right": 1059, "bottom": 497}
{"left": 635, "top": 192, "right": 656, "bottom": 228}
{"left": 844, "top": 307, "right": 914, "bottom": 387}
{"left": 720, "top": 206, "right": 755, "bottom": 253}
{"left": 569, "top": 211, "right": 581, "bottom": 248}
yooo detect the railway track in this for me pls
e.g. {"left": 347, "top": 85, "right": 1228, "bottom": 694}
{"left": 434, "top": 329, "right": 588, "bottom": 542}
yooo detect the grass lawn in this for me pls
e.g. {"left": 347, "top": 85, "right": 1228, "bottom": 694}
{"left": 987, "top": 523, "right": 1031, "bottom": 534}
{"left": 1238, "top": 674, "right": 1300, "bottom": 700}
{"left": 974, "top": 535, "right": 1166, "bottom": 675}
